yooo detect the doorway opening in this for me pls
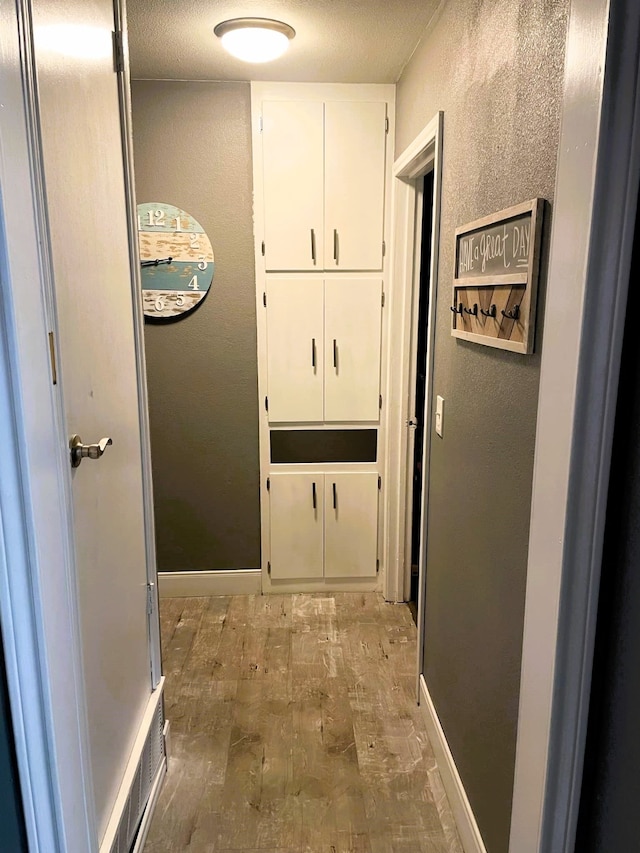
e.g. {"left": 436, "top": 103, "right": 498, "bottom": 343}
{"left": 407, "top": 170, "right": 434, "bottom": 623}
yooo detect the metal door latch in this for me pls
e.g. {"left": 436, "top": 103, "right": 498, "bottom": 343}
{"left": 69, "top": 435, "right": 113, "bottom": 468}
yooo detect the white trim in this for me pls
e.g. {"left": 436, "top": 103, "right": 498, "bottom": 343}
{"left": 131, "top": 756, "right": 166, "bottom": 853}
{"left": 419, "top": 675, "right": 487, "bottom": 853}
{"left": 383, "top": 111, "right": 443, "bottom": 613}
{"left": 113, "top": 0, "right": 162, "bottom": 689}
{"left": 99, "top": 679, "right": 165, "bottom": 853}
{"left": 158, "top": 570, "right": 262, "bottom": 598}
{"left": 510, "top": 0, "right": 640, "bottom": 850}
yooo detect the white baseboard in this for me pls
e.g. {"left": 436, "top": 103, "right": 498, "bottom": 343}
{"left": 158, "top": 569, "right": 262, "bottom": 597}
{"left": 419, "top": 674, "right": 487, "bottom": 853}
{"left": 100, "top": 678, "right": 165, "bottom": 853}
{"left": 132, "top": 755, "right": 166, "bottom": 853}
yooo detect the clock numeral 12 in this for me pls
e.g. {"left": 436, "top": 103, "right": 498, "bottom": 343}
{"left": 147, "top": 209, "right": 165, "bottom": 226}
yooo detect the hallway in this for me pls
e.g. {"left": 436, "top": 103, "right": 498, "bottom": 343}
{"left": 145, "top": 593, "right": 462, "bottom": 852}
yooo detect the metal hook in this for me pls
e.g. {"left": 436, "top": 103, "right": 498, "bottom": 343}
{"left": 480, "top": 304, "right": 497, "bottom": 318}
{"left": 501, "top": 305, "right": 520, "bottom": 321}
{"left": 463, "top": 303, "right": 478, "bottom": 317}
{"left": 450, "top": 303, "right": 463, "bottom": 315}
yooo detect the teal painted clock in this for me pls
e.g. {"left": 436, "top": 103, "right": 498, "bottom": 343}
{"left": 137, "top": 202, "right": 214, "bottom": 319}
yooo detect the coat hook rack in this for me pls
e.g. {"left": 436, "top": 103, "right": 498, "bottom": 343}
{"left": 501, "top": 305, "right": 520, "bottom": 321}
{"left": 450, "top": 303, "right": 463, "bottom": 315}
{"left": 480, "top": 304, "right": 497, "bottom": 318}
{"left": 463, "top": 303, "right": 478, "bottom": 317}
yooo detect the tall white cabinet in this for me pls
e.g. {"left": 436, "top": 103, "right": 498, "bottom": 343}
{"left": 253, "top": 83, "right": 395, "bottom": 592}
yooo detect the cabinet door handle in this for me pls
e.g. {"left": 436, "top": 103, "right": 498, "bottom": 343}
{"left": 333, "top": 339, "right": 337, "bottom": 369}
{"left": 333, "top": 229, "right": 338, "bottom": 264}
{"left": 332, "top": 482, "right": 337, "bottom": 510}
{"left": 312, "top": 338, "right": 316, "bottom": 369}
{"left": 310, "top": 228, "right": 316, "bottom": 264}
{"left": 312, "top": 481, "right": 317, "bottom": 510}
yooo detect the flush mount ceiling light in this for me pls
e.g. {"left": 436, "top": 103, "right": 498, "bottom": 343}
{"left": 214, "top": 17, "right": 295, "bottom": 63}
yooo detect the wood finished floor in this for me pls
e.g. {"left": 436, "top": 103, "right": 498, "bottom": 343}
{"left": 145, "top": 593, "right": 463, "bottom": 853}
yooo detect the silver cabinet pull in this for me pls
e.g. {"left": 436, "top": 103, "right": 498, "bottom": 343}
{"left": 69, "top": 435, "right": 113, "bottom": 468}
{"left": 312, "top": 481, "right": 317, "bottom": 510}
{"left": 333, "top": 229, "right": 338, "bottom": 264}
{"left": 333, "top": 339, "right": 338, "bottom": 369}
{"left": 311, "top": 338, "right": 316, "bottom": 369}
{"left": 310, "top": 228, "right": 316, "bottom": 264}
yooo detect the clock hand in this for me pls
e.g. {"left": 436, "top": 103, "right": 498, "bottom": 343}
{"left": 141, "top": 256, "right": 173, "bottom": 268}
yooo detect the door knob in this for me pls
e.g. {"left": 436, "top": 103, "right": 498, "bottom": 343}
{"left": 69, "top": 435, "right": 113, "bottom": 468}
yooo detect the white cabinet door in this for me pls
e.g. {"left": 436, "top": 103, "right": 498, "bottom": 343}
{"left": 324, "top": 473, "right": 379, "bottom": 578}
{"left": 324, "top": 279, "right": 382, "bottom": 422}
{"left": 266, "top": 279, "right": 324, "bottom": 422}
{"left": 270, "top": 474, "right": 324, "bottom": 579}
{"left": 324, "top": 101, "right": 387, "bottom": 271}
{"left": 262, "top": 101, "right": 324, "bottom": 271}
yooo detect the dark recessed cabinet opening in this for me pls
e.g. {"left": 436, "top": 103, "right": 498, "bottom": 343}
{"left": 270, "top": 430, "right": 377, "bottom": 464}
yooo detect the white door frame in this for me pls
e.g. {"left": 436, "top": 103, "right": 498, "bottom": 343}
{"left": 0, "top": 0, "right": 160, "bottom": 849}
{"left": 510, "top": 0, "right": 640, "bottom": 849}
{"left": 383, "top": 111, "right": 443, "bottom": 612}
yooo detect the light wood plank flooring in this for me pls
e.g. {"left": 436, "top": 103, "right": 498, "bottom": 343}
{"left": 145, "top": 593, "right": 463, "bottom": 853}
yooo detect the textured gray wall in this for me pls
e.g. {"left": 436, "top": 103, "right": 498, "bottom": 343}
{"left": 396, "top": 1, "right": 569, "bottom": 850}
{"left": 131, "top": 81, "right": 260, "bottom": 571}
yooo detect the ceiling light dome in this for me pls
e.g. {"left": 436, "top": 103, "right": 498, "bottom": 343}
{"left": 214, "top": 18, "right": 295, "bottom": 64}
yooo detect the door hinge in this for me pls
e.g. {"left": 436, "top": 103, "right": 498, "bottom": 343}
{"left": 379, "top": 394, "right": 383, "bottom": 409}
{"left": 385, "top": 116, "right": 389, "bottom": 134}
{"left": 261, "top": 240, "right": 265, "bottom": 256}
{"left": 259, "top": 115, "right": 263, "bottom": 132}
{"left": 381, "top": 291, "right": 385, "bottom": 308}
{"left": 376, "top": 558, "right": 380, "bottom": 573}
{"left": 48, "top": 331, "right": 58, "bottom": 385}
{"left": 378, "top": 475, "right": 382, "bottom": 490}
{"left": 112, "top": 30, "right": 124, "bottom": 73}
{"left": 265, "top": 396, "right": 269, "bottom": 412}
{"left": 263, "top": 291, "right": 267, "bottom": 307}
{"left": 146, "top": 582, "right": 155, "bottom": 615}
{"left": 266, "top": 477, "right": 270, "bottom": 491}
{"left": 382, "top": 240, "right": 386, "bottom": 257}
{"left": 267, "top": 561, "right": 271, "bottom": 576}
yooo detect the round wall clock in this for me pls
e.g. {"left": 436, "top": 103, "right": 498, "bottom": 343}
{"left": 137, "top": 202, "right": 214, "bottom": 319}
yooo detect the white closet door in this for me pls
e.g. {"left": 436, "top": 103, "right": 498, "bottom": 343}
{"left": 262, "top": 101, "right": 324, "bottom": 271}
{"left": 324, "top": 279, "right": 382, "bottom": 422}
{"left": 324, "top": 101, "right": 387, "bottom": 270}
{"left": 324, "top": 473, "right": 378, "bottom": 578}
{"left": 269, "top": 474, "right": 324, "bottom": 579}
{"left": 266, "top": 279, "right": 324, "bottom": 423}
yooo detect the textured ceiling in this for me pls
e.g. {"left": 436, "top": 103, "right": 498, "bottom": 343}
{"left": 127, "top": 0, "right": 441, "bottom": 83}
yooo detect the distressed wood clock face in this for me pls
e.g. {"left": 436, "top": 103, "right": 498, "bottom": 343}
{"left": 137, "top": 202, "right": 214, "bottom": 319}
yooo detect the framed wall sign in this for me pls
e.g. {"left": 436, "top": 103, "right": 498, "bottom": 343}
{"left": 450, "top": 198, "right": 544, "bottom": 353}
{"left": 137, "top": 202, "right": 214, "bottom": 319}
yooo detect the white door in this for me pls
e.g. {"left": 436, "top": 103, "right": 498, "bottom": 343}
{"left": 266, "top": 279, "right": 324, "bottom": 422}
{"left": 324, "top": 279, "right": 383, "bottom": 422}
{"left": 32, "top": 0, "right": 155, "bottom": 843}
{"left": 262, "top": 100, "right": 324, "bottom": 271}
{"left": 269, "top": 474, "right": 324, "bottom": 579}
{"left": 324, "top": 101, "right": 387, "bottom": 270}
{"left": 324, "top": 473, "right": 379, "bottom": 578}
